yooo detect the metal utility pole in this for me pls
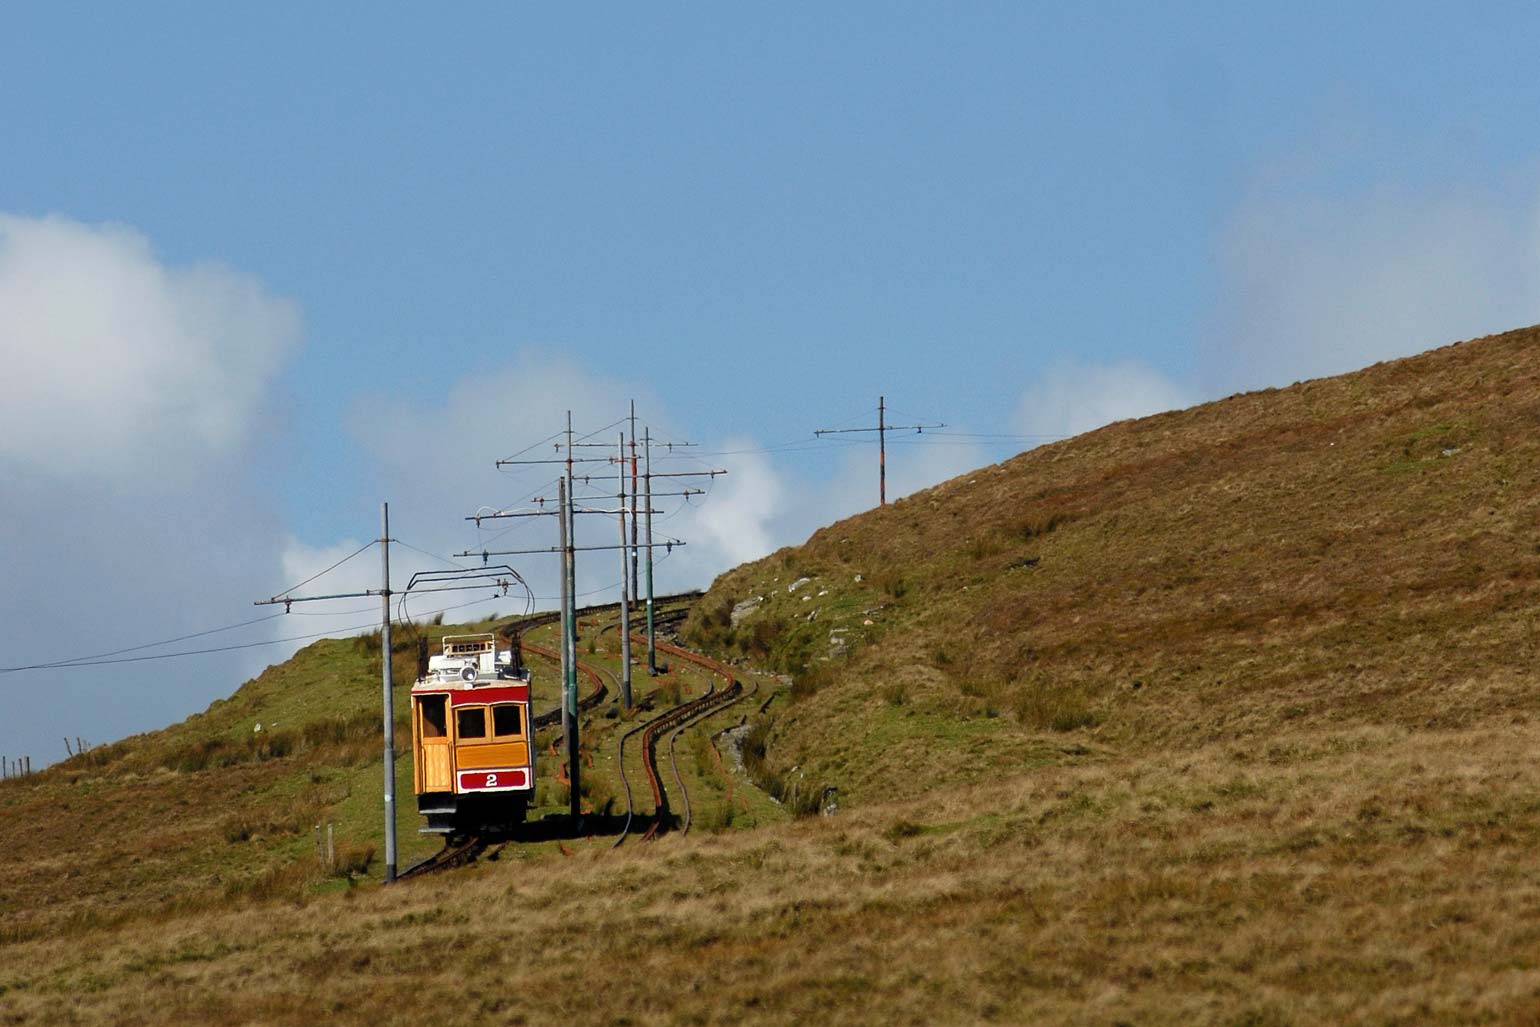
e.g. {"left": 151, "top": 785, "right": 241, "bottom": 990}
{"left": 814, "top": 397, "right": 946, "bottom": 506}
{"left": 631, "top": 437, "right": 723, "bottom": 673}
{"left": 629, "top": 400, "right": 640, "bottom": 616}
{"left": 257, "top": 504, "right": 400, "bottom": 882}
{"left": 565, "top": 412, "right": 579, "bottom": 670}
{"left": 643, "top": 428, "right": 657, "bottom": 675}
{"left": 616, "top": 433, "right": 633, "bottom": 708}
{"left": 557, "top": 477, "right": 579, "bottom": 824}
{"left": 562, "top": 411, "right": 581, "bottom": 824}
{"left": 379, "top": 502, "right": 397, "bottom": 883}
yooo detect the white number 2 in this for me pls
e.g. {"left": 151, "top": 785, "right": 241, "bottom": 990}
{"left": 485, "top": 773, "right": 498, "bottom": 787}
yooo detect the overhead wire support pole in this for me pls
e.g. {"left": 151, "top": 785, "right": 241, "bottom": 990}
{"left": 253, "top": 505, "right": 403, "bottom": 884}
{"left": 379, "top": 502, "right": 397, "bottom": 884}
{"left": 617, "top": 432, "right": 633, "bottom": 708}
{"left": 629, "top": 401, "right": 639, "bottom": 623}
{"left": 557, "top": 477, "right": 579, "bottom": 828}
{"left": 564, "top": 413, "right": 580, "bottom": 829}
{"left": 813, "top": 396, "right": 946, "bottom": 506}
{"left": 644, "top": 427, "right": 658, "bottom": 675}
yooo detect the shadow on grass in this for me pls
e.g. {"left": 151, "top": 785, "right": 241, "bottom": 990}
{"left": 511, "top": 810, "right": 676, "bottom": 843}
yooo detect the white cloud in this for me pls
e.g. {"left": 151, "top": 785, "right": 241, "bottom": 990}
{"left": 334, "top": 354, "right": 709, "bottom": 614}
{"left": 683, "top": 444, "right": 783, "bottom": 567}
{"left": 1013, "top": 359, "right": 1195, "bottom": 439}
{"left": 0, "top": 214, "right": 301, "bottom": 764}
{"left": 0, "top": 214, "right": 300, "bottom": 478}
{"left": 1205, "top": 179, "right": 1540, "bottom": 393}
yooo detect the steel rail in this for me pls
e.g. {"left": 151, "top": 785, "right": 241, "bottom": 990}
{"left": 614, "top": 679, "right": 726, "bottom": 845}
{"left": 396, "top": 833, "right": 487, "bottom": 881}
{"left": 611, "top": 630, "right": 756, "bottom": 842}
{"left": 522, "top": 639, "right": 607, "bottom": 728}
{"left": 663, "top": 677, "right": 757, "bottom": 835}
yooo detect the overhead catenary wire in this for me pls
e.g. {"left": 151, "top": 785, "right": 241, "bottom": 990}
{"left": 0, "top": 593, "right": 520, "bottom": 677}
{"left": 272, "top": 539, "right": 377, "bottom": 597}
{"left": 0, "top": 611, "right": 291, "bottom": 673}
{"left": 4, "top": 620, "right": 386, "bottom": 672}
{"left": 392, "top": 538, "right": 472, "bottom": 570}
{"left": 496, "top": 429, "right": 565, "bottom": 466}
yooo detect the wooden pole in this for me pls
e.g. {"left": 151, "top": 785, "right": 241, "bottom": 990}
{"left": 879, "top": 395, "right": 886, "bottom": 506}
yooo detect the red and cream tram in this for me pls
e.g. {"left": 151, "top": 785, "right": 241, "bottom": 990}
{"left": 410, "top": 633, "right": 534, "bottom": 835}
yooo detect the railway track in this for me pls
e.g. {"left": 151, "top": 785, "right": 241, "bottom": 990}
{"left": 596, "top": 605, "right": 691, "bottom": 637}
{"left": 613, "top": 634, "right": 752, "bottom": 845}
{"left": 438, "top": 596, "right": 752, "bottom": 854}
{"left": 495, "top": 591, "right": 701, "bottom": 644}
{"left": 397, "top": 833, "right": 489, "bottom": 881}
{"left": 521, "top": 639, "right": 608, "bottom": 729}
{"left": 502, "top": 592, "right": 696, "bottom": 730}
{"left": 666, "top": 678, "right": 756, "bottom": 835}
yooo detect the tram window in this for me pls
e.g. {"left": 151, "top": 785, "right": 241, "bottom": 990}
{"left": 492, "top": 704, "right": 523, "bottom": 738}
{"left": 457, "top": 707, "right": 487, "bottom": 739}
{"left": 419, "top": 696, "right": 447, "bottom": 739}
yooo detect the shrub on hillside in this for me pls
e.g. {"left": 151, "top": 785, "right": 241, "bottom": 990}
{"left": 1010, "top": 674, "right": 1103, "bottom": 733}
{"left": 683, "top": 593, "right": 736, "bottom": 651}
{"left": 331, "top": 842, "right": 375, "bottom": 879}
{"left": 739, "top": 716, "right": 828, "bottom": 818}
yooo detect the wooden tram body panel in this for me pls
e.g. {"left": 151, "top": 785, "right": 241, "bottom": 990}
{"left": 410, "top": 634, "right": 535, "bottom": 835}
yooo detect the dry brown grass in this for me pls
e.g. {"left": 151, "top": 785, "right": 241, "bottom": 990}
{"left": 699, "top": 325, "right": 1540, "bottom": 805}
{"left": 10, "top": 329, "right": 1540, "bottom": 1022}
{"left": 5, "top": 718, "right": 1540, "bottom": 1024}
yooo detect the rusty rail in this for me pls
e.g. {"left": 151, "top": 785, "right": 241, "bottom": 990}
{"left": 521, "top": 640, "right": 608, "bottom": 729}
{"left": 611, "top": 632, "right": 757, "bottom": 845}
{"left": 614, "top": 679, "right": 740, "bottom": 845}
{"left": 665, "top": 677, "right": 757, "bottom": 836}
{"left": 396, "top": 833, "right": 487, "bottom": 882}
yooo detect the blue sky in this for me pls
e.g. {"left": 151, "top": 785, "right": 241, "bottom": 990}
{"left": 3, "top": 3, "right": 1540, "bottom": 762}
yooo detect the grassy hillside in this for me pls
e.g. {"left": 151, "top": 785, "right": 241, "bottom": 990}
{"left": 9, "top": 326, "right": 1540, "bottom": 1024}
{"left": 687, "top": 324, "right": 1540, "bottom": 807}
{"left": 0, "top": 613, "right": 545, "bottom": 944}
{"left": 0, "top": 598, "right": 736, "bottom": 947}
